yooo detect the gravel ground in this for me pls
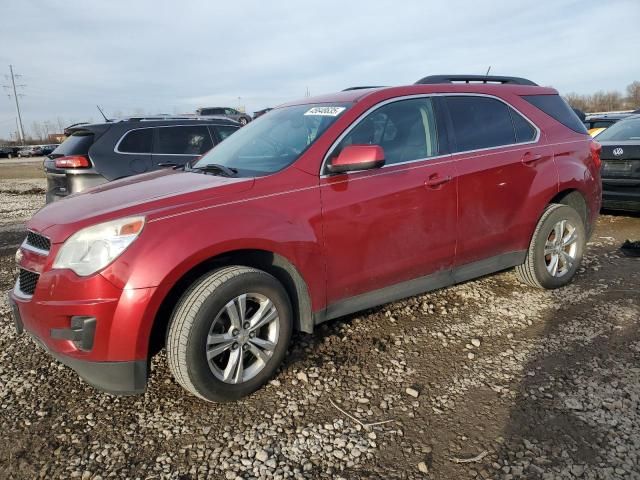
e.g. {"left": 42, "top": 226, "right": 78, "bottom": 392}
{"left": 0, "top": 170, "right": 638, "bottom": 480}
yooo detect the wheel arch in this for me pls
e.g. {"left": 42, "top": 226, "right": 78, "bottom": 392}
{"left": 548, "top": 189, "right": 590, "bottom": 234}
{"left": 147, "top": 248, "right": 314, "bottom": 357}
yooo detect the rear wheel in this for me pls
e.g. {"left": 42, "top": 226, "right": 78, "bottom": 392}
{"left": 515, "top": 204, "right": 585, "bottom": 289}
{"left": 239, "top": 117, "right": 248, "bottom": 126}
{"left": 167, "top": 266, "right": 292, "bottom": 402}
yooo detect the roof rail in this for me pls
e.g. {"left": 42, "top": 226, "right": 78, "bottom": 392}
{"left": 415, "top": 75, "right": 538, "bottom": 86}
{"left": 342, "top": 86, "right": 386, "bottom": 91}
{"left": 120, "top": 115, "right": 236, "bottom": 123}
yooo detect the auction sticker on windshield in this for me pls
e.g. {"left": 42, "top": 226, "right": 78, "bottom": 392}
{"left": 304, "top": 106, "right": 346, "bottom": 116}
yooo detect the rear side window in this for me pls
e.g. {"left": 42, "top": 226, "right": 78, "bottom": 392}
{"left": 118, "top": 129, "right": 153, "bottom": 153}
{"left": 446, "top": 96, "right": 515, "bottom": 151}
{"left": 53, "top": 131, "right": 94, "bottom": 155}
{"left": 522, "top": 95, "right": 588, "bottom": 134}
{"left": 213, "top": 125, "right": 239, "bottom": 141}
{"left": 155, "top": 126, "right": 213, "bottom": 155}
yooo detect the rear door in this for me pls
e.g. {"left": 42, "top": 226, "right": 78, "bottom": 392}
{"left": 444, "top": 95, "right": 554, "bottom": 267}
{"left": 320, "top": 96, "right": 458, "bottom": 308}
{"left": 152, "top": 125, "right": 214, "bottom": 169}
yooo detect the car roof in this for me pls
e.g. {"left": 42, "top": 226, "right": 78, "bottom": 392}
{"left": 279, "top": 82, "right": 556, "bottom": 108}
{"left": 66, "top": 116, "right": 239, "bottom": 135}
{"left": 585, "top": 113, "right": 632, "bottom": 121}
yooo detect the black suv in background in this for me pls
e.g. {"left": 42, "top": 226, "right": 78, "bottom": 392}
{"left": 44, "top": 116, "right": 239, "bottom": 203}
{"left": 196, "top": 107, "right": 252, "bottom": 125}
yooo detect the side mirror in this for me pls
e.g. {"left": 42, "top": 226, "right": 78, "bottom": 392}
{"left": 327, "top": 145, "right": 385, "bottom": 174}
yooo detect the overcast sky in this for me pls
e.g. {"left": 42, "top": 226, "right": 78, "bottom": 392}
{"left": 1, "top": 0, "right": 639, "bottom": 139}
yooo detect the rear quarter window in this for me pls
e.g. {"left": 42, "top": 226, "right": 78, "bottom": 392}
{"left": 52, "top": 131, "right": 94, "bottom": 155}
{"left": 522, "top": 95, "right": 588, "bottom": 134}
{"left": 118, "top": 128, "right": 153, "bottom": 153}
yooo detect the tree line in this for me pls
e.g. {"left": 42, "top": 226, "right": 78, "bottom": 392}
{"left": 564, "top": 81, "right": 640, "bottom": 113}
{"left": 0, "top": 117, "right": 90, "bottom": 145}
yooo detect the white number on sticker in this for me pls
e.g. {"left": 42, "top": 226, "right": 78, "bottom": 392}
{"left": 304, "top": 106, "right": 346, "bottom": 116}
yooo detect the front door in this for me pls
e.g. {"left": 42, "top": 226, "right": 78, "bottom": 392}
{"left": 319, "top": 97, "right": 458, "bottom": 307}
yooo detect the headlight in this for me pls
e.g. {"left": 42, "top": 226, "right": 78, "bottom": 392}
{"left": 53, "top": 216, "right": 145, "bottom": 276}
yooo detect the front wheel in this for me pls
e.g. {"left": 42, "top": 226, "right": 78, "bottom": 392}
{"left": 239, "top": 117, "right": 248, "bottom": 126}
{"left": 167, "top": 266, "right": 292, "bottom": 402}
{"left": 515, "top": 204, "right": 585, "bottom": 289}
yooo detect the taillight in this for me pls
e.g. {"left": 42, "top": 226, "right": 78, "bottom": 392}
{"left": 590, "top": 141, "right": 602, "bottom": 170}
{"left": 55, "top": 155, "right": 90, "bottom": 168}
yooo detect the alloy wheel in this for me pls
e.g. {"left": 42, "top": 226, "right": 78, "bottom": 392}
{"left": 205, "top": 293, "right": 279, "bottom": 384}
{"left": 544, "top": 219, "right": 579, "bottom": 277}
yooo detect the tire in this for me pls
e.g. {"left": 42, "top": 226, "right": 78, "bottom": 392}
{"left": 515, "top": 204, "right": 585, "bottom": 289}
{"left": 167, "top": 266, "right": 292, "bottom": 402}
{"left": 239, "top": 117, "right": 248, "bottom": 126}
{"left": 7, "top": 153, "right": 12, "bottom": 159}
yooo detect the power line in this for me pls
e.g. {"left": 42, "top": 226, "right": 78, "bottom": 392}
{"left": 3, "top": 65, "right": 26, "bottom": 143}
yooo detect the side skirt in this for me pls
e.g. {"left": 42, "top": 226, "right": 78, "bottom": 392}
{"left": 315, "top": 250, "right": 526, "bottom": 325}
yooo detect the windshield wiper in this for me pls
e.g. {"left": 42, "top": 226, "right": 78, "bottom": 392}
{"left": 190, "top": 163, "right": 238, "bottom": 177}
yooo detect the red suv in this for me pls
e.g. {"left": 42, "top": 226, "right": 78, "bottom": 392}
{"left": 9, "top": 75, "right": 602, "bottom": 402}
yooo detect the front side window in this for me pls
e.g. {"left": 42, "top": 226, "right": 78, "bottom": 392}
{"left": 335, "top": 97, "right": 439, "bottom": 166}
{"left": 118, "top": 128, "right": 153, "bottom": 153}
{"left": 446, "top": 96, "right": 516, "bottom": 152}
{"left": 155, "top": 126, "right": 213, "bottom": 155}
{"left": 194, "top": 103, "right": 350, "bottom": 176}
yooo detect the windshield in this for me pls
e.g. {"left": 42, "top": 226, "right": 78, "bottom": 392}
{"left": 193, "top": 103, "right": 350, "bottom": 176}
{"left": 596, "top": 117, "right": 640, "bottom": 141}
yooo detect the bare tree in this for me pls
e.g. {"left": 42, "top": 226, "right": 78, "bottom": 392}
{"left": 626, "top": 81, "right": 640, "bottom": 109}
{"left": 31, "top": 121, "right": 45, "bottom": 142}
{"left": 564, "top": 93, "right": 591, "bottom": 112}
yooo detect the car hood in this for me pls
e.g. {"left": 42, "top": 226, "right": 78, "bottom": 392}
{"left": 29, "top": 169, "right": 255, "bottom": 241}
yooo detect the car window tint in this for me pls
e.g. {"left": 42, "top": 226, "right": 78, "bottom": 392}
{"left": 590, "top": 121, "right": 615, "bottom": 129}
{"left": 213, "top": 125, "right": 239, "bottom": 141}
{"left": 595, "top": 117, "right": 640, "bottom": 141}
{"left": 522, "top": 94, "right": 588, "bottom": 134}
{"left": 510, "top": 108, "right": 537, "bottom": 142}
{"left": 446, "top": 96, "right": 516, "bottom": 152}
{"left": 53, "top": 130, "right": 94, "bottom": 155}
{"left": 338, "top": 97, "right": 439, "bottom": 165}
{"left": 155, "top": 126, "right": 213, "bottom": 155}
{"left": 118, "top": 129, "right": 153, "bottom": 153}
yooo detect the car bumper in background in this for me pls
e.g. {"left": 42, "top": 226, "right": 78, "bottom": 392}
{"left": 45, "top": 171, "right": 107, "bottom": 203}
{"left": 602, "top": 178, "right": 640, "bottom": 212}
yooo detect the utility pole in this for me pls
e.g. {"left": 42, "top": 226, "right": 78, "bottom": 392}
{"left": 4, "top": 65, "right": 26, "bottom": 144}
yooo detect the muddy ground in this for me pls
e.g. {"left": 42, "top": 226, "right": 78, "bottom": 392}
{"left": 0, "top": 163, "right": 638, "bottom": 479}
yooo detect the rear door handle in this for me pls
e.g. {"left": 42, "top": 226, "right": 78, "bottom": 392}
{"left": 522, "top": 152, "right": 543, "bottom": 165}
{"left": 424, "top": 174, "right": 452, "bottom": 188}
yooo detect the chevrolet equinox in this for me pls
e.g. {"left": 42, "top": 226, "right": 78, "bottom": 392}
{"left": 9, "top": 75, "right": 602, "bottom": 402}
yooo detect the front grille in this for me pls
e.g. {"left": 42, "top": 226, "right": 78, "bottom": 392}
{"left": 26, "top": 231, "right": 51, "bottom": 252}
{"left": 18, "top": 268, "right": 39, "bottom": 296}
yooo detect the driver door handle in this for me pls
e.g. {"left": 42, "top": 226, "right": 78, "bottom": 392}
{"left": 522, "top": 152, "right": 543, "bottom": 165}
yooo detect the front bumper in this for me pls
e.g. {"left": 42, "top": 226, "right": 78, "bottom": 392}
{"left": 8, "top": 267, "right": 156, "bottom": 395}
